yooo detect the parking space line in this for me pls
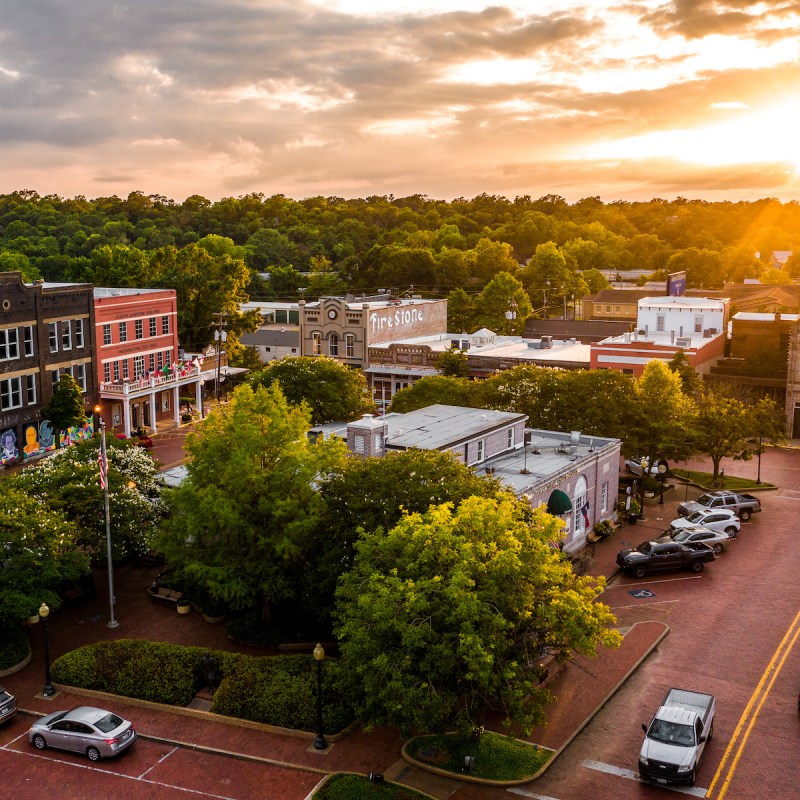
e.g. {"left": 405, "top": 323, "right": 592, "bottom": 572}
{"left": 607, "top": 599, "right": 680, "bottom": 610}
{"left": 582, "top": 759, "right": 707, "bottom": 796}
{"left": 139, "top": 744, "right": 179, "bottom": 779}
{"left": 507, "top": 787, "right": 562, "bottom": 799}
{"left": 605, "top": 576, "right": 703, "bottom": 589}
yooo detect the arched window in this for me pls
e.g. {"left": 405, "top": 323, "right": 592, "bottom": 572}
{"left": 328, "top": 332, "right": 339, "bottom": 356}
{"left": 573, "top": 475, "right": 588, "bottom": 538}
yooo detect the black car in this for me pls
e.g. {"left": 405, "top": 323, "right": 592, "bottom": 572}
{"left": 0, "top": 686, "right": 17, "bottom": 725}
{"left": 616, "top": 540, "right": 715, "bottom": 579}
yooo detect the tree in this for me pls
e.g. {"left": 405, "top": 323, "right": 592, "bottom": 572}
{"left": 154, "top": 384, "right": 347, "bottom": 616}
{"left": 39, "top": 374, "right": 86, "bottom": 448}
{"left": 436, "top": 347, "right": 470, "bottom": 378}
{"left": 389, "top": 375, "right": 478, "bottom": 413}
{"left": 446, "top": 287, "right": 475, "bottom": 333}
{"left": 252, "top": 356, "right": 374, "bottom": 425}
{"left": 334, "top": 496, "right": 621, "bottom": 735}
{"left": 303, "top": 449, "right": 503, "bottom": 628}
{"left": 667, "top": 350, "right": 701, "bottom": 395}
{"left": 626, "top": 360, "right": 695, "bottom": 467}
{"left": 689, "top": 385, "right": 785, "bottom": 480}
{"left": 306, "top": 255, "right": 346, "bottom": 297}
{"left": 473, "top": 272, "right": 532, "bottom": 335}
{"left": 0, "top": 485, "right": 89, "bottom": 622}
{"left": 11, "top": 438, "right": 164, "bottom": 560}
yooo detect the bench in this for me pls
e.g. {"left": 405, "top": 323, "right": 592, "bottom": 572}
{"left": 147, "top": 586, "right": 184, "bottom": 604}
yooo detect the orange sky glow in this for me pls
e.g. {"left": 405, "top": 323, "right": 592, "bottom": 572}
{"left": 2, "top": 1, "right": 800, "bottom": 202}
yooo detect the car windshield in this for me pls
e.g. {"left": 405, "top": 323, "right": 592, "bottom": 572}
{"left": 672, "top": 531, "right": 691, "bottom": 542}
{"left": 648, "top": 719, "right": 695, "bottom": 746}
{"left": 0, "top": 690, "right": 12, "bottom": 703}
{"left": 94, "top": 713, "right": 124, "bottom": 733}
{"left": 635, "top": 542, "right": 653, "bottom": 555}
{"left": 686, "top": 512, "right": 707, "bottom": 523}
{"left": 696, "top": 494, "right": 714, "bottom": 505}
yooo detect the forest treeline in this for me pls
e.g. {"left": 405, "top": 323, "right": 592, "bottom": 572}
{"left": 2, "top": 190, "right": 800, "bottom": 350}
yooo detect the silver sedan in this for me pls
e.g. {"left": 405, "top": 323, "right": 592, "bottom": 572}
{"left": 28, "top": 706, "right": 136, "bottom": 761}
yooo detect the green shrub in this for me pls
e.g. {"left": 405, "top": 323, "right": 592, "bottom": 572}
{"left": 314, "top": 774, "right": 428, "bottom": 800}
{"left": 212, "top": 654, "right": 355, "bottom": 733}
{"left": 406, "top": 731, "right": 552, "bottom": 781}
{"left": 225, "top": 610, "right": 281, "bottom": 648}
{"left": 0, "top": 624, "right": 30, "bottom": 670}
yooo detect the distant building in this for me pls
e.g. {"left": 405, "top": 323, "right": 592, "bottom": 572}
{"left": 340, "top": 404, "right": 621, "bottom": 561}
{"left": 590, "top": 296, "right": 727, "bottom": 377}
{"left": 1, "top": 272, "right": 97, "bottom": 466}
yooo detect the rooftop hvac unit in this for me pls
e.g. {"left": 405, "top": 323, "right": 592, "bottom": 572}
{"left": 460, "top": 340, "right": 471, "bottom": 350}
{"left": 675, "top": 337, "right": 691, "bottom": 348}
{"left": 540, "top": 335, "right": 552, "bottom": 349}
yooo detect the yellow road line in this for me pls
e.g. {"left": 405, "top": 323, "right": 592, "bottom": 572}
{"left": 705, "top": 609, "right": 800, "bottom": 799}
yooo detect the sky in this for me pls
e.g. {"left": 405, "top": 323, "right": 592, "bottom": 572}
{"left": 2, "top": 0, "right": 800, "bottom": 204}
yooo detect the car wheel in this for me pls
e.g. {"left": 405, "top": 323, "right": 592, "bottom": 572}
{"left": 86, "top": 746, "right": 101, "bottom": 762}
{"left": 740, "top": 510, "right": 752, "bottom": 522}
{"left": 633, "top": 566, "right": 647, "bottom": 579}
{"left": 708, "top": 722, "right": 714, "bottom": 741}
{"left": 691, "top": 560, "right": 705, "bottom": 573}
{"left": 688, "top": 769, "right": 696, "bottom": 786}
{"left": 725, "top": 526, "right": 738, "bottom": 537}
{"left": 32, "top": 734, "right": 47, "bottom": 750}
{"left": 713, "top": 543, "right": 724, "bottom": 554}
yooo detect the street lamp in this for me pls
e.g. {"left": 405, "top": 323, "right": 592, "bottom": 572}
{"left": 638, "top": 457, "right": 647, "bottom": 519}
{"left": 756, "top": 435, "right": 762, "bottom": 485}
{"left": 98, "top": 419, "right": 119, "bottom": 629}
{"left": 657, "top": 462, "right": 668, "bottom": 504}
{"left": 39, "top": 603, "right": 55, "bottom": 697}
{"left": 313, "top": 643, "right": 328, "bottom": 750}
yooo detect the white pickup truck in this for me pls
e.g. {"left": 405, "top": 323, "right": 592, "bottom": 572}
{"left": 638, "top": 688, "right": 715, "bottom": 786}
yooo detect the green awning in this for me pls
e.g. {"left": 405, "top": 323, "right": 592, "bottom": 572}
{"left": 547, "top": 489, "right": 573, "bottom": 515}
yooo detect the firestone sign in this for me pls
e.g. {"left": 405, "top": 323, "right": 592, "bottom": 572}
{"left": 370, "top": 307, "right": 424, "bottom": 334}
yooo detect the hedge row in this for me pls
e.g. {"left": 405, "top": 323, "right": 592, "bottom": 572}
{"left": 0, "top": 625, "right": 30, "bottom": 671}
{"left": 51, "top": 640, "right": 355, "bottom": 733}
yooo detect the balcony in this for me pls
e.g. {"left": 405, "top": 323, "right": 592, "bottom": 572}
{"left": 100, "top": 364, "right": 202, "bottom": 397}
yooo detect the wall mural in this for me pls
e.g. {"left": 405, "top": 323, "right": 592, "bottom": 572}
{"left": 0, "top": 419, "right": 95, "bottom": 466}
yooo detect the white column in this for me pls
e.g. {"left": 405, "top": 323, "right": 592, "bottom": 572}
{"left": 174, "top": 385, "right": 181, "bottom": 427}
{"left": 122, "top": 401, "right": 131, "bottom": 437}
{"left": 194, "top": 380, "right": 203, "bottom": 418}
{"left": 149, "top": 390, "right": 157, "bottom": 433}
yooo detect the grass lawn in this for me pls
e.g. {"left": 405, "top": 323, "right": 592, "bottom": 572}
{"left": 669, "top": 469, "right": 775, "bottom": 491}
{"left": 406, "top": 731, "right": 552, "bottom": 781}
{"left": 314, "top": 774, "right": 428, "bottom": 800}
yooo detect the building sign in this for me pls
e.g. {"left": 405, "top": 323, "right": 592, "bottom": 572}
{"left": 369, "top": 307, "right": 425, "bottom": 335}
{"left": 367, "top": 300, "right": 448, "bottom": 345}
{"left": 666, "top": 271, "right": 687, "bottom": 296}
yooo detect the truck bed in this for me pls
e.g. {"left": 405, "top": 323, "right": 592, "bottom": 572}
{"left": 664, "top": 688, "right": 713, "bottom": 718}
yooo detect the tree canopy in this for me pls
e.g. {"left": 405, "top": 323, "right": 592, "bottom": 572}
{"left": 154, "top": 383, "right": 347, "bottom": 616}
{"left": 251, "top": 355, "right": 375, "bottom": 424}
{"left": 334, "top": 496, "right": 621, "bottom": 735}
{"left": 39, "top": 374, "right": 86, "bottom": 447}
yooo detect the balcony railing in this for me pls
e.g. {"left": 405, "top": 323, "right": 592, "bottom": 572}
{"left": 100, "top": 364, "right": 202, "bottom": 396}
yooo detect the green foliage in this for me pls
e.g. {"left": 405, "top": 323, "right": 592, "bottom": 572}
{"left": 436, "top": 347, "right": 470, "bottom": 378}
{"left": 334, "top": 497, "right": 621, "bottom": 736}
{"left": 474, "top": 271, "right": 532, "bottom": 335}
{"left": 252, "top": 356, "right": 374, "bottom": 424}
{"left": 11, "top": 438, "right": 164, "bottom": 559}
{"left": 212, "top": 654, "right": 354, "bottom": 733}
{"left": 0, "top": 485, "right": 88, "bottom": 622}
{"left": 407, "top": 732, "right": 552, "bottom": 780}
{"left": 155, "top": 383, "right": 347, "bottom": 615}
{"left": 315, "top": 774, "right": 429, "bottom": 800}
{"left": 0, "top": 623, "right": 31, "bottom": 670}
{"left": 389, "top": 375, "right": 478, "bottom": 413}
{"left": 39, "top": 374, "right": 86, "bottom": 447}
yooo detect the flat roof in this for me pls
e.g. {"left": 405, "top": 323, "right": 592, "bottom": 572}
{"left": 733, "top": 312, "right": 800, "bottom": 321}
{"left": 93, "top": 287, "right": 167, "bottom": 297}
{"left": 639, "top": 296, "right": 725, "bottom": 309}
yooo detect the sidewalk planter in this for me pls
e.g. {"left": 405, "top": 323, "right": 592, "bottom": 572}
{"left": 177, "top": 600, "right": 191, "bottom": 615}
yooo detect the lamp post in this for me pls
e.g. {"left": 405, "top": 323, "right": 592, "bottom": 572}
{"left": 39, "top": 603, "right": 55, "bottom": 697}
{"left": 313, "top": 643, "right": 328, "bottom": 750}
{"left": 638, "top": 457, "right": 647, "bottom": 519}
{"left": 98, "top": 419, "right": 119, "bottom": 629}
{"left": 93, "top": 403, "right": 101, "bottom": 434}
{"left": 657, "top": 462, "right": 668, "bottom": 504}
{"left": 756, "top": 435, "right": 762, "bottom": 485}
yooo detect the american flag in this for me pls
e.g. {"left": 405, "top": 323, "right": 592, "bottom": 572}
{"left": 98, "top": 447, "right": 108, "bottom": 490}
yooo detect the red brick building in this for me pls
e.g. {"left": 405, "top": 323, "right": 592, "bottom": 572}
{"left": 93, "top": 288, "right": 205, "bottom": 436}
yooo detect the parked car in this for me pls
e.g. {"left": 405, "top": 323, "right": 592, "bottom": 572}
{"left": 625, "top": 457, "right": 661, "bottom": 476}
{"left": 616, "top": 540, "right": 715, "bottom": 579}
{"left": 657, "top": 525, "right": 733, "bottom": 554}
{"left": 677, "top": 490, "right": 761, "bottom": 521}
{"left": 670, "top": 509, "right": 740, "bottom": 537}
{"left": 28, "top": 706, "right": 136, "bottom": 761}
{"left": 0, "top": 686, "right": 17, "bottom": 725}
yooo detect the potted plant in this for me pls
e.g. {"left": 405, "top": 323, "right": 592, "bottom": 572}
{"left": 177, "top": 599, "right": 191, "bottom": 615}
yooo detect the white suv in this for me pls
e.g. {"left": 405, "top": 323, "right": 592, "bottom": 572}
{"left": 670, "top": 508, "right": 741, "bottom": 537}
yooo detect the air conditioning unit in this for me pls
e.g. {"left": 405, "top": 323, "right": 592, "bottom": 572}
{"left": 675, "top": 337, "right": 691, "bottom": 348}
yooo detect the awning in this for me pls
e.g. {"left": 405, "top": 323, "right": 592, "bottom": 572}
{"left": 547, "top": 489, "right": 573, "bottom": 515}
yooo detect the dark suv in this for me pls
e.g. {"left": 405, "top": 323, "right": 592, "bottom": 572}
{"left": 0, "top": 686, "right": 17, "bottom": 725}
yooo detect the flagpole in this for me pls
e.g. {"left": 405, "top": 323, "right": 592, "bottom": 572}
{"left": 99, "top": 419, "right": 119, "bottom": 629}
